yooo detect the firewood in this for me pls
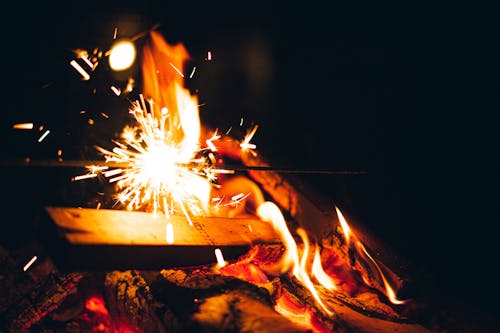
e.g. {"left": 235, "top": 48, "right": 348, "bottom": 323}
{"left": 144, "top": 268, "right": 314, "bottom": 332}
{"left": 103, "top": 270, "right": 167, "bottom": 333}
{"left": 40, "top": 206, "right": 280, "bottom": 271}
{"left": 1, "top": 270, "right": 83, "bottom": 332}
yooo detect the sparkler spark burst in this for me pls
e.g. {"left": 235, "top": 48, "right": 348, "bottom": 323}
{"left": 95, "top": 97, "right": 212, "bottom": 222}
{"left": 80, "top": 30, "right": 218, "bottom": 223}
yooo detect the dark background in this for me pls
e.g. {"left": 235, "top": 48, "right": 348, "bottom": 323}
{"left": 1, "top": 1, "right": 497, "bottom": 328}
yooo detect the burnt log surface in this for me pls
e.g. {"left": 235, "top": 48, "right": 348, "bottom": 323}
{"left": 145, "top": 268, "right": 317, "bottom": 333}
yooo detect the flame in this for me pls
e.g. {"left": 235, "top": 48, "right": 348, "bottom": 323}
{"left": 257, "top": 202, "right": 333, "bottom": 316}
{"left": 335, "top": 206, "right": 408, "bottom": 305}
{"left": 335, "top": 205, "right": 351, "bottom": 244}
{"left": 312, "top": 248, "right": 337, "bottom": 291}
{"left": 93, "top": 31, "right": 213, "bottom": 222}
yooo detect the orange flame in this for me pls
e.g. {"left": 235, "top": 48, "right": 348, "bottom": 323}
{"left": 335, "top": 206, "right": 408, "bottom": 305}
{"left": 257, "top": 202, "right": 333, "bottom": 316}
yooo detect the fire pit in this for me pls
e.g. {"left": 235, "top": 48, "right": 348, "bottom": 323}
{"left": 2, "top": 13, "right": 492, "bottom": 333}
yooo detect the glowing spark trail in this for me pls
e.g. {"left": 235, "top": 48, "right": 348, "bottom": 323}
{"left": 23, "top": 256, "right": 37, "bottom": 272}
{"left": 13, "top": 123, "right": 34, "bottom": 130}
{"left": 70, "top": 60, "right": 90, "bottom": 80}
{"left": 38, "top": 130, "right": 50, "bottom": 143}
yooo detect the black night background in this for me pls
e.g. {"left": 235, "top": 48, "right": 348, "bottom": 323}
{"left": 1, "top": 1, "right": 497, "bottom": 330}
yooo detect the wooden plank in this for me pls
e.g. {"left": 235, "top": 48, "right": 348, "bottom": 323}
{"left": 39, "top": 207, "right": 281, "bottom": 271}
{"left": 45, "top": 207, "right": 280, "bottom": 246}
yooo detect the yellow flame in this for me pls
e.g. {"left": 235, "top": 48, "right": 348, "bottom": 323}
{"left": 312, "top": 248, "right": 337, "bottom": 291}
{"left": 257, "top": 202, "right": 333, "bottom": 316}
{"left": 335, "top": 205, "right": 351, "bottom": 244}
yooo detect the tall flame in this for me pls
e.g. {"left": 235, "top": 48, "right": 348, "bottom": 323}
{"left": 93, "top": 31, "right": 212, "bottom": 222}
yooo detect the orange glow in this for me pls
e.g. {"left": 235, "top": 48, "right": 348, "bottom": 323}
{"left": 274, "top": 292, "right": 332, "bottom": 333}
{"left": 85, "top": 296, "right": 109, "bottom": 316}
{"left": 274, "top": 293, "right": 312, "bottom": 327}
{"left": 220, "top": 262, "right": 269, "bottom": 284}
{"left": 13, "top": 122, "right": 34, "bottom": 130}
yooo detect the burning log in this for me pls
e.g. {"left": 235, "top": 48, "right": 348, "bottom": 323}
{"left": 146, "top": 267, "right": 330, "bottom": 333}
{"left": 104, "top": 270, "right": 166, "bottom": 333}
{"left": 0, "top": 244, "right": 84, "bottom": 332}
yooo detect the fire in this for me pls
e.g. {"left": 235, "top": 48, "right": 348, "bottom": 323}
{"left": 257, "top": 202, "right": 333, "bottom": 315}
{"left": 335, "top": 206, "right": 407, "bottom": 305}
{"left": 72, "top": 29, "right": 409, "bottom": 328}
{"left": 89, "top": 31, "right": 214, "bottom": 223}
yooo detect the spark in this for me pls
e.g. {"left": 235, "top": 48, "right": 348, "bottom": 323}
{"left": 38, "top": 130, "right": 50, "bottom": 143}
{"left": 189, "top": 66, "right": 196, "bottom": 79}
{"left": 80, "top": 55, "right": 94, "bottom": 69}
{"left": 169, "top": 62, "right": 184, "bottom": 77}
{"left": 205, "top": 130, "right": 220, "bottom": 152}
{"left": 72, "top": 173, "right": 98, "bottom": 181}
{"left": 110, "top": 85, "right": 121, "bottom": 96}
{"left": 23, "top": 256, "right": 37, "bottom": 272}
{"left": 212, "top": 169, "right": 235, "bottom": 174}
{"left": 207, "top": 51, "right": 212, "bottom": 60}
{"left": 113, "top": 27, "right": 118, "bottom": 39}
{"left": 215, "top": 248, "right": 226, "bottom": 267}
{"left": 89, "top": 98, "right": 214, "bottom": 222}
{"left": 100, "top": 112, "right": 109, "bottom": 119}
{"left": 13, "top": 123, "right": 34, "bottom": 130}
{"left": 70, "top": 60, "right": 90, "bottom": 80}
{"left": 240, "top": 124, "right": 258, "bottom": 150}
{"left": 124, "top": 77, "right": 135, "bottom": 93}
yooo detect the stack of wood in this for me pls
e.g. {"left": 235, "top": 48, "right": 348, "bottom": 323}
{"left": 0, "top": 137, "right": 440, "bottom": 333}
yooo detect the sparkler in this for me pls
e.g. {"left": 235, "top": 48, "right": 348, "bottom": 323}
{"left": 93, "top": 96, "right": 214, "bottom": 223}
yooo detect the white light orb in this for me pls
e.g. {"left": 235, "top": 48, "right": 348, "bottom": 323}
{"left": 108, "top": 39, "right": 136, "bottom": 71}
